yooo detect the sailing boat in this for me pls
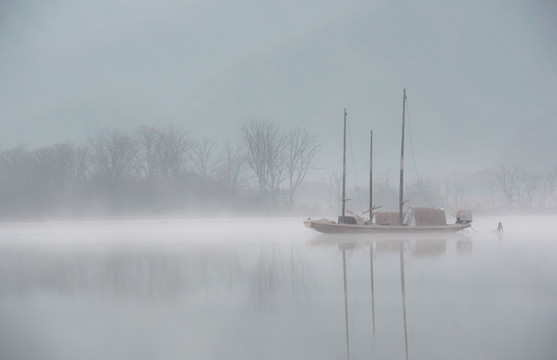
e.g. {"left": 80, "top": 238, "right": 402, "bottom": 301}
{"left": 304, "top": 89, "right": 472, "bottom": 234}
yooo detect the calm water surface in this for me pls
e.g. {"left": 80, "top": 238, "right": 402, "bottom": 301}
{"left": 0, "top": 215, "right": 556, "bottom": 360}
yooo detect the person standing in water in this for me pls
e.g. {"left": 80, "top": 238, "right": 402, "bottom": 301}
{"left": 495, "top": 222, "right": 504, "bottom": 241}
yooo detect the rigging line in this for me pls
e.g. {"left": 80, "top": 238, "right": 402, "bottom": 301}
{"left": 347, "top": 116, "right": 364, "bottom": 211}
{"left": 406, "top": 98, "right": 436, "bottom": 207}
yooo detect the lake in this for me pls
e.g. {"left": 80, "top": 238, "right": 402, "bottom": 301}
{"left": 0, "top": 215, "right": 556, "bottom": 360}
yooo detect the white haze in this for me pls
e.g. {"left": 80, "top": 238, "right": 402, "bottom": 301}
{"left": 0, "top": 216, "right": 556, "bottom": 359}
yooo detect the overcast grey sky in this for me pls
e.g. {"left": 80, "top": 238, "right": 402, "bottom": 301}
{"left": 1, "top": 0, "right": 556, "bottom": 179}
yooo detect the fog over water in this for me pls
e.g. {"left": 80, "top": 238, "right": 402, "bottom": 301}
{"left": 1, "top": 215, "right": 556, "bottom": 360}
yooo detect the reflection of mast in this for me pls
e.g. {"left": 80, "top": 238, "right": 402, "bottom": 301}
{"left": 342, "top": 248, "right": 350, "bottom": 360}
{"left": 370, "top": 244, "right": 376, "bottom": 341}
{"left": 400, "top": 244, "right": 409, "bottom": 360}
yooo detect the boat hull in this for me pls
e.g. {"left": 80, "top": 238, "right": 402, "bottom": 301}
{"left": 303, "top": 219, "right": 471, "bottom": 234}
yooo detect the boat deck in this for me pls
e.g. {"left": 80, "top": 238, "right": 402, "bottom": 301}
{"left": 304, "top": 219, "right": 471, "bottom": 234}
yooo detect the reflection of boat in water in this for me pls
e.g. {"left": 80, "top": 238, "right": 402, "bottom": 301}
{"left": 336, "top": 239, "right": 410, "bottom": 360}
{"left": 313, "top": 234, "right": 469, "bottom": 360}
{"left": 456, "top": 237, "right": 473, "bottom": 254}
{"left": 304, "top": 90, "right": 472, "bottom": 234}
{"left": 310, "top": 233, "right": 461, "bottom": 258}
{"left": 412, "top": 237, "right": 447, "bottom": 258}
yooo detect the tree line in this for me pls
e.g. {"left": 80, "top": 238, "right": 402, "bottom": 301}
{"left": 0, "top": 120, "right": 320, "bottom": 218}
{"left": 312, "top": 164, "right": 557, "bottom": 218}
{"left": 3, "top": 119, "right": 554, "bottom": 219}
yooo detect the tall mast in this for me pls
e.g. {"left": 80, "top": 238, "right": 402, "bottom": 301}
{"left": 399, "top": 89, "right": 407, "bottom": 225}
{"left": 342, "top": 108, "right": 347, "bottom": 219}
{"left": 369, "top": 130, "right": 373, "bottom": 221}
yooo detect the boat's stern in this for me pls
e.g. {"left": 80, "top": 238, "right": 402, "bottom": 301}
{"left": 455, "top": 210, "right": 473, "bottom": 225}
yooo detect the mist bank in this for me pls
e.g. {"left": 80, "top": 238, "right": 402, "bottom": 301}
{"left": 0, "top": 120, "right": 323, "bottom": 219}
{"left": 1, "top": 121, "right": 557, "bottom": 220}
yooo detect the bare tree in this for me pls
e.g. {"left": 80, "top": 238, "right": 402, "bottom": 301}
{"left": 518, "top": 173, "right": 539, "bottom": 208}
{"left": 0, "top": 147, "right": 34, "bottom": 214}
{"left": 543, "top": 167, "right": 557, "bottom": 208}
{"left": 53, "top": 143, "right": 90, "bottom": 191}
{"left": 30, "top": 146, "right": 65, "bottom": 193}
{"left": 190, "top": 137, "right": 219, "bottom": 183}
{"left": 59, "top": 143, "right": 84, "bottom": 178}
{"left": 0, "top": 146, "right": 32, "bottom": 183}
{"left": 134, "top": 126, "right": 162, "bottom": 178}
{"left": 441, "top": 177, "right": 466, "bottom": 210}
{"left": 240, "top": 119, "right": 287, "bottom": 202}
{"left": 88, "top": 129, "right": 136, "bottom": 181}
{"left": 157, "top": 125, "right": 189, "bottom": 178}
{"left": 284, "top": 128, "right": 321, "bottom": 207}
{"left": 216, "top": 142, "right": 245, "bottom": 193}
{"left": 25, "top": 143, "right": 89, "bottom": 208}
{"left": 489, "top": 165, "right": 524, "bottom": 208}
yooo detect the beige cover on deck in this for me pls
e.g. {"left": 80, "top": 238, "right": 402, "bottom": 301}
{"left": 372, "top": 211, "right": 401, "bottom": 225}
{"left": 404, "top": 207, "right": 447, "bottom": 226}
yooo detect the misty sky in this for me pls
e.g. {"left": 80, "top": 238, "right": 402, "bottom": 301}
{"left": 1, "top": 0, "right": 556, "bottom": 179}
